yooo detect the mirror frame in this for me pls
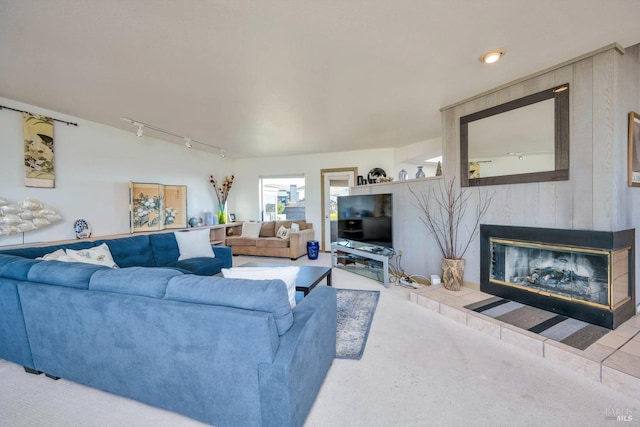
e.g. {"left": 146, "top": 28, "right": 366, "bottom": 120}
{"left": 460, "top": 84, "right": 570, "bottom": 187}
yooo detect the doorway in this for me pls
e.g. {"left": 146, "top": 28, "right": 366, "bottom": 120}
{"left": 320, "top": 168, "right": 357, "bottom": 252}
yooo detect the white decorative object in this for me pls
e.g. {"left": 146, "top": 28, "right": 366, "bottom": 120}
{"left": 0, "top": 196, "right": 62, "bottom": 236}
{"left": 221, "top": 266, "right": 300, "bottom": 308}
{"left": 174, "top": 229, "right": 215, "bottom": 260}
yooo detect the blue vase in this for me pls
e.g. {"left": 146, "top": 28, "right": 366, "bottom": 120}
{"left": 307, "top": 241, "right": 320, "bottom": 260}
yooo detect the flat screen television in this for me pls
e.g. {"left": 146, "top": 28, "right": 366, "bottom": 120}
{"left": 337, "top": 193, "right": 393, "bottom": 249}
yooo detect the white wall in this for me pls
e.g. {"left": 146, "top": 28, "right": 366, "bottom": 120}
{"left": 0, "top": 97, "right": 232, "bottom": 246}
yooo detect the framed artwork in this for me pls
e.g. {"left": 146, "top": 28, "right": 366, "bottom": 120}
{"left": 628, "top": 112, "right": 640, "bottom": 187}
{"left": 129, "top": 182, "right": 164, "bottom": 232}
{"left": 164, "top": 185, "right": 188, "bottom": 229}
{"left": 23, "top": 113, "right": 55, "bottom": 188}
{"left": 357, "top": 175, "right": 365, "bottom": 185}
{"left": 229, "top": 213, "right": 236, "bottom": 222}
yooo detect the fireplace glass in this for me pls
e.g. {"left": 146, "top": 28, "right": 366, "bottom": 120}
{"left": 490, "top": 238, "right": 629, "bottom": 309}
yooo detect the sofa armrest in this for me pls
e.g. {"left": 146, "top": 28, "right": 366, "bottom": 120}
{"left": 212, "top": 245, "right": 232, "bottom": 268}
{"left": 288, "top": 229, "right": 314, "bottom": 260}
{"left": 258, "top": 286, "right": 336, "bottom": 427}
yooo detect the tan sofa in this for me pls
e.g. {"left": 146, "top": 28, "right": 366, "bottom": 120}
{"left": 225, "top": 220, "right": 315, "bottom": 260}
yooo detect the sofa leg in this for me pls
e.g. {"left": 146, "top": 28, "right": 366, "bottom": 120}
{"left": 45, "top": 373, "right": 60, "bottom": 380}
{"left": 24, "top": 367, "right": 42, "bottom": 375}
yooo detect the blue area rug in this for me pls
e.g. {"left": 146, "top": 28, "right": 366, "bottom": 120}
{"left": 336, "top": 289, "right": 380, "bottom": 359}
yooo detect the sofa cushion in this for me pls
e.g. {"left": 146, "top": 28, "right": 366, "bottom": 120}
{"left": 90, "top": 267, "right": 182, "bottom": 298}
{"left": 276, "top": 225, "right": 290, "bottom": 240}
{"left": 174, "top": 229, "right": 215, "bottom": 260}
{"left": 164, "top": 275, "right": 294, "bottom": 335}
{"left": 275, "top": 220, "right": 308, "bottom": 231}
{"left": 0, "top": 241, "right": 95, "bottom": 259}
{"left": 259, "top": 221, "right": 276, "bottom": 237}
{"left": 225, "top": 236, "right": 258, "bottom": 247}
{"left": 166, "top": 257, "right": 228, "bottom": 276}
{"left": 221, "top": 266, "right": 299, "bottom": 309}
{"left": 94, "top": 235, "right": 155, "bottom": 267}
{"left": 0, "top": 257, "right": 40, "bottom": 281}
{"left": 256, "top": 237, "right": 289, "bottom": 249}
{"left": 148, "top": 232, "right": 180, "bottom": 266}
{"left": 27, "top": 261, "right": 108, "bottom": 289}
{"left": 241, "top": 222, "right": 262, "bottom": 238}
{"left": 36, "top": 249, "right": 72, "bottom": 261}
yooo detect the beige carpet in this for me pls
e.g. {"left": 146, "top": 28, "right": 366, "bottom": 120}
{"left": 1, "top": 253, "right": 639, "bottom": 427}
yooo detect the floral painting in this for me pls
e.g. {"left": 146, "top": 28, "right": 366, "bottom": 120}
{"left": 23, "top": 113, "right": 55, "bottom": 188}
{"left": 129, "top": 182, "right": 164, "bottom": 232}
{"left": 163, "top": 185, "right": 187, "bottom": 228}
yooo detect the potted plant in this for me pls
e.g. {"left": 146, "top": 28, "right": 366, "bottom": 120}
{"left": 410, "top": 178, "right": 492, "bottom": 291}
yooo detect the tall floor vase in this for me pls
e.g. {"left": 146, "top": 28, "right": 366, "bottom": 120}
{"left": 441, "top": 258, "right": 465, "bottom": 291}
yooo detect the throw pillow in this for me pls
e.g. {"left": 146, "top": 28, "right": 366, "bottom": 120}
{"left": 291, "top": 222, "right": 300, "bottom": 232}
{"left": 276, "top": 225, "right": 290, "bottom": 240}
{"left": 36, "top": 248, "right": 73, "bottom": 262}
{"left": 241, "top": 222, "right": 262, "bottom": 238}
{"left": 221, "top": 266, "right": 299, "bottom": 308}
{"left": 66, "top": 243, "right": 119, "bottom": 268}
{"left": 174, "top": 229, "right": 215, "bottom": 261}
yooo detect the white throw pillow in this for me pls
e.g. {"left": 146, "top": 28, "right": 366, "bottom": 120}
{"left": 291, "top": 222, "right": 300, "bottom": 232}
{"left": 174, "top": 229, "right": 215, "bottom": 260}
{"left": 36, "top": 248, "right": 73, "bottom": 262}
{"left": 276, "top": 225, "right": 290, "bottom": 240}
{"left": 66, "top": 243, "right": 118, "bottom": 268}
{"left": 221, "top": 266, "right": 299, "bottom": 308}
{"left": 240, "top": 222, "right": 262, "bottom": 238}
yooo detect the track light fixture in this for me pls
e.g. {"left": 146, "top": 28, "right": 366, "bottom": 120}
{"left": 120, "top": 117, "right": 225, "bottom": 156}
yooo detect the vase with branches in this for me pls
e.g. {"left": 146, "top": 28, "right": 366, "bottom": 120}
{"left": 209, "top": 174, "right": 235, "bottom": 224}
{"left": 409, "top": 178, "right": 492, "bottom": 290}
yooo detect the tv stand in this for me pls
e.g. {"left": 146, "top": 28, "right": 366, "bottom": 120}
{"left": 331, "top": 241, "right": 391, "bottom": 287}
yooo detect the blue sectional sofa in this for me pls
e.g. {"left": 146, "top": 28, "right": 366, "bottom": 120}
{"left": 0, "top": 233, "right": 337, "bottom": 427}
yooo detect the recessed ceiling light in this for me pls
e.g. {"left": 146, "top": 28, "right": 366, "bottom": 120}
{"left": 480, "top": 49, "right": 506, "bottom": 64}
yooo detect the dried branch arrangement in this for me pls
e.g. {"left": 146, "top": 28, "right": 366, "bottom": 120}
{"left": 209, "top": 174, "right": 235, "bottom": 205}
{"left": 410, "top": 178, "right": 493, "bottom": 260}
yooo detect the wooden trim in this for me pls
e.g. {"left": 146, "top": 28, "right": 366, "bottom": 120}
{"left": 320, "top": 167, "right": 358, "bottom": 252}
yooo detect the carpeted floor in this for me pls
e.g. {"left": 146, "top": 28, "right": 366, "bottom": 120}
{"left": 465, "top": 296, "right": 610, "bottom": 350}
{"left": 335, "top": 289, "right": 379, "bottom": 359}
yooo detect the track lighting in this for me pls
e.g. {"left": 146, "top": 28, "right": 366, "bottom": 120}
{"left": 120, "top": 117, "right": 225, "bottom": 156}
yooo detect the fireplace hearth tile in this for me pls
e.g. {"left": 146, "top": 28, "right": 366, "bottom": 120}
{"left": 415, "top": 294, "right": 440, "bottom": 313}
{"left": 596, "top": 333, "right": 632, "bottom": 350}
{"left": 619, "top": 338, "right": 640, "bottom": 356}
{"left": 582, "top": 343, "right": 618, "bottom": 362}
{"left": 610, "top": 324, "right": 640, "bottom": 340}
{"left": 603, "top": 351, "right": 640, "bottom": 380}
{"left": 544, "top": 341, "right": 602, "bottom": 382}
{"left": 501, "top": 324, "right": 545, "bottom": 356}
{"left": 439, "top": 304, "right": 468, "bottom": 325}
{"left": 467, "top": 311, "right": 502, "bottom": 339}
{"left": 602, "top": 365, "right": 640, "bottom": 396}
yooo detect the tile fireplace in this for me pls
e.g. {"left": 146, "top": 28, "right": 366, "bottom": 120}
{"left": 480, "top": 225, "right": 635, "bottom": 329}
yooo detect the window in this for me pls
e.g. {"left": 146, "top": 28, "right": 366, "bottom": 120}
{"left": 259, "top": 176, "right": 305, "bottom": 221}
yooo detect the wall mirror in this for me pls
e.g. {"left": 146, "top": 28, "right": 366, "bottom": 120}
{"left": 460, "top": 84, "right": 569, "bottom": 187}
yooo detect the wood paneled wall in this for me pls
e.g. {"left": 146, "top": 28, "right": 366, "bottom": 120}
{"left": 352, "top": 44, "right": 639, "bottom": 302}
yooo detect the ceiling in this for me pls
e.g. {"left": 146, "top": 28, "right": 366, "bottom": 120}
{"left": 1, "top": 1, "right": 639, "bottom": 159}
